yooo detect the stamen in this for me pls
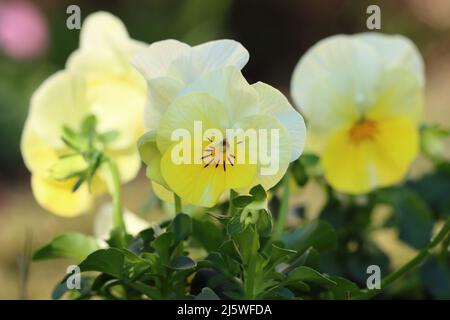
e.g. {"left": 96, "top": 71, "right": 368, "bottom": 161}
{"left": 215, "top": 161, "right": 220, "bottom": 168}
{"left": 204, "top": 158, "right": 214, "bottom": 168}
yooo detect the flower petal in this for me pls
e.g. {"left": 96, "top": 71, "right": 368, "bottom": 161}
{"left": 252, "top": 82, "right": 306, "bottom": 161}
{"left": 290, "top": 34, "right": 382, "bottom": 123}
{"left": 27, "top": 71, "right": 88, "bottom": 148}
{"left": 132, "top": 39, "right": 191, "bottom": 79}
{"left": 156, "top": 92, "right": 230, "bottom": 153}
{"left": 138, "top": 130, "right": 168, "bottom": 188}
{"left": 31, "top": 175, "right": 93, "bottom": 217}
{"left": 161, "top": 142, "right": 257, "bottom": 208}
{"left": 355, "top": 33, "right": 425, "bottom": 86}
{"left": 234, "top": 114, "right": 291, "bottom": 191}
{"left": 21, "top": 121, "right": 60, "bottom": 175}
{"left": 321, "top": 117, "right": 419, "bottom": 194}
{"left": 179, "top": 67, "right": 259, "bottom": 123}
{"left": 168, "top": 39, "right": 249, "bottom": 83}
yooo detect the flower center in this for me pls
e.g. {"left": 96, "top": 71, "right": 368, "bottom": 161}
{"left": 201, "top": 138, "right": 235, "bottom": 171}
{"left": 349, "top": 119, "right": 378, "bottom": 145}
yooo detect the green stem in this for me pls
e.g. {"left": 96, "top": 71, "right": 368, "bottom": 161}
{"left": 229, "top": 189, "right": 239, "bottom": 215}
{"left": 174, "top": 193, "right": 182, "bottom": 214}
{"left": 354, "top": 217, "right": 450, "bottom": 300}
{"left": 104, "top": 159, "right": 126, "bottom": 235}
{"left": 274, "top": 169, "right": 290, "bottom": 239}
{"left": 244, "top": 227, "right": 259, "bottom": 299}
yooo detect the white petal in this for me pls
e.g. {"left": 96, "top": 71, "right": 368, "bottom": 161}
{"left": 179, "top": 67, "right": 259, "bottom": 123}
{"left": 355, "top": 32, "right": 425, "bottom": 86}
{"left": 79, "top": 11, "right": 130, "bottom": 50}
{"left": 252, "top": 82, "right": 306, "bottom": 161}
{"left": 168, "top": 39, "right": 249, "bottom": 83}
{"left": 94, "top": 203, "right": 150, "bottom": 240}
{"left": 290, "top": 34, "right": 382, "bottom": 120}
{"left": 132, "top": 39, "right": 191, "bottom": 79}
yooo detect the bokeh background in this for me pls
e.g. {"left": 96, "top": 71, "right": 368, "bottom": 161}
{"left": 1, "top": 0, "right": 450, "bottom": 299}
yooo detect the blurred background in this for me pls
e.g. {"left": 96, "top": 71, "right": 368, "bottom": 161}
{"left": 1, "top": 0, "right": 450, "bottom": 299}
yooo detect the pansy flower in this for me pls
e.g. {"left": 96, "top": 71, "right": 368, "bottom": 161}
{"left": 21, "top": 12, "right": 147, "bottom": 216}
{"left": 291, "top": 33, "right": 424, "bottom": 194}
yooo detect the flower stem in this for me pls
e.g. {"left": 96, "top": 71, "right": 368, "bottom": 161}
{"left": 229, "top": 189, "right": 238, "bottom": 215}
{"left": 174, "top": 193, "right": 182, "bottom": 214}
{"left": 274, "top": 168, "right": 290, "bottom": 239}
{"left": 104, "top": 159, "right": 126, "bottom": 235}
{"left": 354, "top": 217, "right": 450, "bottom": 300}
{"left": 244, "top": 227, "right": 259, "bottom": 299}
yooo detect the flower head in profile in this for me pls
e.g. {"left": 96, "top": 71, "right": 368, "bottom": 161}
{"left": 291, "top": 33, "right": 424, "bottom": 194}
{"left": 21, "top": 12, "right": 147, "bottom": 216}
{"left": 138, "top": 66, "right": 306, "bottom": 207}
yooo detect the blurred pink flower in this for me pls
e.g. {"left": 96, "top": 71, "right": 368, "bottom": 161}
{"left": 0, "top": 0, "right": 48, "bottom": 60}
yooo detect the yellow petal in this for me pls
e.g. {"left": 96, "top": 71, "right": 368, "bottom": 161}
{"left": 138, "top": 131, "right": 168, "bottom": 188}
{"left": 27, "top": 71, "right": 88, "bottom": 148}
{"left": 161, "top": 143, "right": 257, "bottom": 208}
{"left": 321, "top": 117, "right": 419, "bottom": 194}
{"left": 31, "top": 175, "right": 93, "bottom": 217}
{"left": 21, "top": 121, "right": 60, "bottom": 175}
{"left": 106, "top": 146, "right": 142, "bottom": 184}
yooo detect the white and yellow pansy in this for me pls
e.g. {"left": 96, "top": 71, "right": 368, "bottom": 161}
{"left": 291, "top": 33, "right": 424, "bottom": 194}
{"left": 139, "top": 66, "right": 306, "bottom": 207}
{"left": 131, "top": 38, "right": 250, "bottom": 131}
{"left": 21, "top": 12, "right": 147, "bottom": 217}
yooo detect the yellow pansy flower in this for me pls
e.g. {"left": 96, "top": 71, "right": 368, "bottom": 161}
{"left": 290, "top": 33, "right": 424, "bottom": 194}
{"left": 21, "top": 12, "right": 147, "bottom": 217}
{"left": 139, "top": 67, "right": 306, "bottom": 207}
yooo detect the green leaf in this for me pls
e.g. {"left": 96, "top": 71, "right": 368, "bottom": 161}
{"left": 280, "top": 219, "right": 337, "bottom": 255}
{"left": 256, "top": 209, "right": 273, "bottom": 237}
{"left": 81, "top": 114, "right": 97, "bottom": 135}
{"left": 219, "top": 240, "right": 242, "bottom": 263}
{"left": 169, "top": 256, "right": 197, "bottom": 270}
{"left": 169, "top": 213, "right": 192, "bottom": 245}
{"left": 227, "top": 214, "right": 244, "bottom": 236}
{"left": 192, "top": 218, "right": 223, "bottom": 252}
{"left": 285, "top": 266, "right": 336, "bottom": 286}
{"left": 269, "top": 244, "right": 297, "bottom": 267}
{"left": 99, "top": 130, "right": 119, "bottom": 143}
{"left": 33, "top": 233, "right": 100, "bottom": 263}
{"left": 195, "top": 287, "right": 220, "bottom": 300}
{"left": 378, "top": 187, "right": 433, "bottom": 248}
{"left": 250, "top": 185, "right": 266, "bottom": 201}
{"left": 152, "top": 232, "right": 174, "bottom": 264}
{"left": 291, "top": 158, "right": 308, "bottom": 187}
{"left": 232, "top": 195, "right": 254, "bottom": 208}
{"left": 324, "top": 276, "right": 360, "bottom": 300}
{"left": 78, "top": 248, "right": 125, "bottom": 278}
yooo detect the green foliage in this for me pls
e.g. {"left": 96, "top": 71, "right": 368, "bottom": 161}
{"left": 32, "top": 233, "right": 100, "bottom": 263}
